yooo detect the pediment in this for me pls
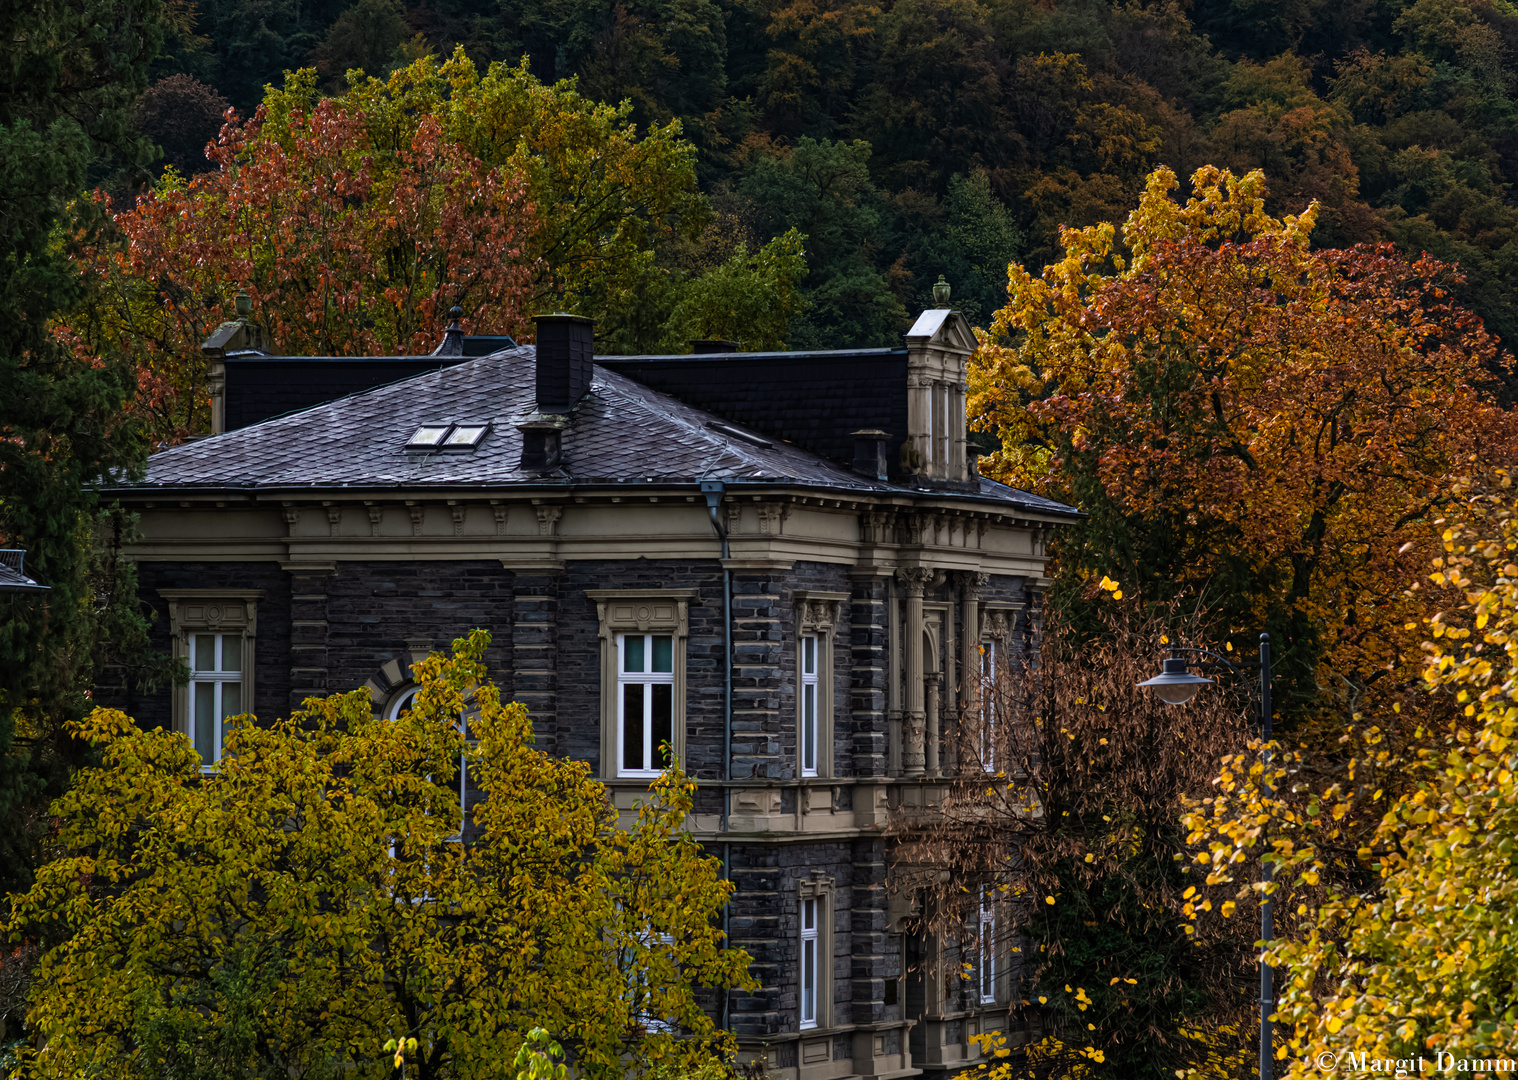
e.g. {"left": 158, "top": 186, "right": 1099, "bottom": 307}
{"left": 905, "top": 309, "right": 978, "bottom": 355}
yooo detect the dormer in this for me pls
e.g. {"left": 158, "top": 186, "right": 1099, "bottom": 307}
{"left": 903, "top": 306, "right": 977, "bottom": 483}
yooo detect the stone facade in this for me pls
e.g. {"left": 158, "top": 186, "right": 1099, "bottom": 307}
{"left": 108, "top": 307, "right": 1078, "bottom": 1080}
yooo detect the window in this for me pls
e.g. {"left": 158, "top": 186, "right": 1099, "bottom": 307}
{"left": 405, "top": 422, "right": 490, "bottom": 451}
{"left": 800, "top": 634, "right": 819, "bottom": 777}
{"left": 940, "top": 383, "right": 952, "bottom": 472}
{"left": 618, "top": 633, "right": 674, "bottom": 776}
{"left": 979, "top": 638, "right": 998, "bottom": 772}
{"left": 443, "top": 424, "right": 488, "bottom": 448}
{"left": 797, "top": 875, "right": 833, "bottom": 1030}
{"left": 385, "top": 685, "right": 469, "bottom": 842}
{"left": 386, "top": 686, "right": 419, "bottom": 720}
{"left": 406, "top": 424, "right": 451, "bottom": 449}
{"left": 161, "top": 591, "right": 259, "bottom": 770}
{"left": 929, "top": 384, "right": 943, "bottom": 467}
{"left": 190, "top": 633, "right": 242, "bottom": 767}
{"left": 800, "top": 895, "right": 820, "bottom": 1029}
{"left": 590, "top": 590, "right": 693, "bottom": 780}
{"left": 795, "top": 593, "right": 843, "bottom": 779}
{"left": 979, "top": 890, "right": 997, "bottom": 1004}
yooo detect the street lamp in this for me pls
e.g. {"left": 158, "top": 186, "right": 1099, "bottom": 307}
{"left": 1140, "top": 634, "right": 1274, "bottom": 1080}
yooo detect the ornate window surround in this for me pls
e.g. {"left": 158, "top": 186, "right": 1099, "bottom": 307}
{"left": 798, "top": 872, "right": 835, "bottom": 1030}
{"left": 795, "top": 591, "right": 846, "bottom": 779}
{"left": 160, "top": 590, "right": 261, "bottom": 746}
{"left": 588, "top": 589, "right": 695, "bottom": 780}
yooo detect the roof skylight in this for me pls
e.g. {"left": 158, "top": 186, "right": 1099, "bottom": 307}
{"left": 405, "top": 422, "right": 490, "bottom": 453}
{"left": 406, "top": 424, "right": 452, "bottom": 450}
{"left": 444, "top": 424, "right": 488, "bottom": 448}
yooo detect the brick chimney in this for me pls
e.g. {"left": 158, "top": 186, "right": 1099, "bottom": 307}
{"left": 533, "top": 313, "right": 594, "bottom": 413}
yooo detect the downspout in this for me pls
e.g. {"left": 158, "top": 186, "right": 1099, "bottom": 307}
{"left": 701, "top": 481, "right": 733, "bottom": 1034}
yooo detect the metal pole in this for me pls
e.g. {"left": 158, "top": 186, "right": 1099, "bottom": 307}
{"left": 1258, "top": 632, "right": 1273, "bottom": 1080}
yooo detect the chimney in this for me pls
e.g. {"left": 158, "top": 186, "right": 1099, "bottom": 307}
{"left": 966, "top": 430, "right": 1001, "bottom": 477}
{"left": 689, "top": 339, "right": 739, "bottom": 354}
{"left": 852, "top": 430, "right": 889, "bottom": 481}
{"left": 517, "top": 414, "right": 566, "bottom": 472}
{"left": 201, "top": 288, "right": 270, "bottom": 435}
{"left": 533, "top": 313, "right": 595, "bottom": 413}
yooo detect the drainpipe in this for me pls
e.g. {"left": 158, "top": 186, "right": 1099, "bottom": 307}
{"left": 701, "top": 480, "right": 733, "bottom": 1035}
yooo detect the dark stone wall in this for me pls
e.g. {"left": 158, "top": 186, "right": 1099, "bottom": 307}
{"left": 127, "top": 561, "right": 293, "bottom": 727}
{"left": 551, "top": 559, "right": 727, "bottom": 782}
{"left": 125, "top": 559, "right": 515, "bottom": 725}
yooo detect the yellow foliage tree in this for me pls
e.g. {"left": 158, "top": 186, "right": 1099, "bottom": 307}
{"left": 1182, "top": 474, "right": 1518, "bottom": 1076}
{"left": 970, "top": 164, "right": 1515, "bottom": 712}
{"left": 5, "top": 630, "right": 752, "bottom": 1079}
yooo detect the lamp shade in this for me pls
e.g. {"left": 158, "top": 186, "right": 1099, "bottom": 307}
{"left": 1138, "top": 657, "right": 1212, "bottom": 706}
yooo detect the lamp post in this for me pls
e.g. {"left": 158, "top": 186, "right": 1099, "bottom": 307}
{"left": 1139, "top": 633, "right": 1273, "bottom": 1080}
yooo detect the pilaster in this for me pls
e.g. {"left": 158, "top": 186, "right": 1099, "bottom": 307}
{"left": 511, "top": 570, "right": 559, "bottom": 752}
{"left": 286, "top": 562, "right": 334, "bottom": 711}
{"left": 849, "top": 572, "right": 890, "bottom": 777}
{"left": 731, "top": 570, "right": 784, "bottom": 779}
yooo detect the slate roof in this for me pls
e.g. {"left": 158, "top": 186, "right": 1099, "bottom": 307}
{"left": 125, "top": 347, "right": 1077, "bottom": 518}
{"left": 599, "top": 348, "right": 910, "bottom": 476}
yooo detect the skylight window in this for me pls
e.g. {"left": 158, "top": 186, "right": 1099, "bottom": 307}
{"left": 404, "top": 423, "right": 490, "bottom": 452}
{"left": 407, "top": 425, "right": 451, "bottom": 450}
{"left": 444, "top": 425, "right": 488, "bottom": 448}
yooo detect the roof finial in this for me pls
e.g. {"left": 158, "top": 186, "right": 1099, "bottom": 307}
{"left": 235, "top": 289, "right": 252, "bottom": 319}
{"left": 932, "top": 275, "right": 951, "bottom": 307}
{"left": 434, "top": 305, "right": 466, "bottom": 356}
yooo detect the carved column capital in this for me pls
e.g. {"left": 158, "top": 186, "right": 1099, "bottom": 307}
{"left": 896, "top": 566, "right": 933, "bottom": 596}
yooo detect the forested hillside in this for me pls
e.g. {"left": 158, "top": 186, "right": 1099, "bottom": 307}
{"left": 140, "top": 0, "right": 1518, "bottom": 357}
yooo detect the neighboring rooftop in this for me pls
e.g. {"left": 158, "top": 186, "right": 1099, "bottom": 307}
{"left": 0, "top": 550, "right": 47, "bottom": 592}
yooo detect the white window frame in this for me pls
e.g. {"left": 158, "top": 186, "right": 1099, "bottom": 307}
{"left": 800, "top": 633, "right": 819, "bottom": 777}
{"left": 617, "top": 632, "right": 677, "bottom": 777}
{"left": 161, "top": 591, "right": 260, "bottom": 771}
{"left": 189, "top": 633, "right": 243, "bottom": 769}
{"left": 590, "top": 590, "right": 692, "bottom": 781}
{"left": 795, "top": 593, "right": 843, "bottom": 779}
{"left": 798, "top": 875, "right": 833, "bottom": 1031}
{"left": 980, "top": 637, "right": 998, "bottom": 773}
{"left": 801, "top": 895, "right": 820, "bottom": 1029}
{"left": 979, "top": 889, "right": 997, "bottom": 1004}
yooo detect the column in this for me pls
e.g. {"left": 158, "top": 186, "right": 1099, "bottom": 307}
{"left": 898, "top": 567, "right": 931, "bottom": 777}
{"left": 959, "top": 572, "right": 985, "bottom": 774}
{"left": 850, "top": 572, "right": 890, "bottom": 776}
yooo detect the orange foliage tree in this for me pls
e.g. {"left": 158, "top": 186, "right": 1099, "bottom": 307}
{"left": 67, "top": 97, "right": 540, "bottom": 441}
{"left": 970, "top": 165, "right": 1516, "bottom": 713}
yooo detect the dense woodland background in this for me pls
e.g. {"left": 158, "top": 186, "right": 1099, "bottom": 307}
{"left": 136, "top": 0, "right": 1518, "bottom": 360}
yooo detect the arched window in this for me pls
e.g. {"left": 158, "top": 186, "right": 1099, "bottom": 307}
{"left": 382, "top": 684, "right": 469, "bottom": 842}
{"left": 385, "top": 685, "right": 420, "bottom": 721}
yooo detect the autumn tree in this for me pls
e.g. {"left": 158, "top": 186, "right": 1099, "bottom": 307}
{"left": 971, "top": 165, "right": 1517, "bottom": 717}
{"left": 891, "top": 611, "right": 1255, "bottom": 1080}
{"left": 1181, "top": 474, "right": 1518, "bottom": 1076}
{"left": 6, "top": 630, "right": 753, "bottom": 1079}
{"left": 70, "top": 87, "right": 541, "bottom": 441}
